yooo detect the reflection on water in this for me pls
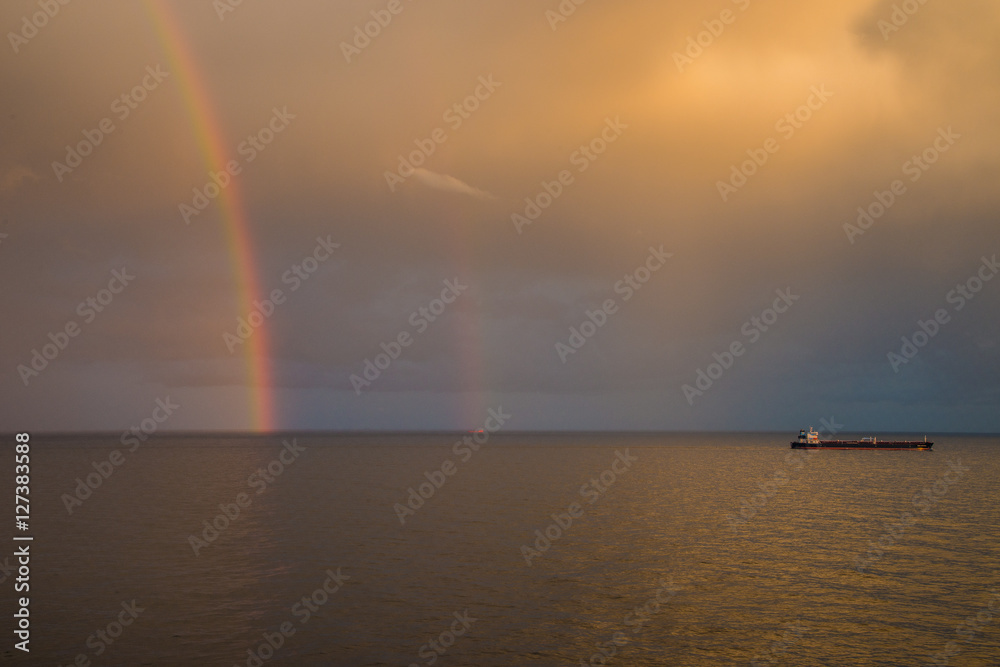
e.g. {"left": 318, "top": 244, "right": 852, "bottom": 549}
{"left": 17, "top": 433, "right": 1000, "bottom": 665}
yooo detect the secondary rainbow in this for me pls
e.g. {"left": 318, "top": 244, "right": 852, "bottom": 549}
{"left": 141, "top": 0, "right": 274, "bottom": 431}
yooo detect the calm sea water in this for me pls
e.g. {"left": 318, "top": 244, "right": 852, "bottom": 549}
{"left": 5, "top": 432, "right": 999, "bottom": 666}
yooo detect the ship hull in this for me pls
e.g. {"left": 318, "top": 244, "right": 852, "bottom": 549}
{"left": 790, "top": 441, "right": 932, "bottom": 450}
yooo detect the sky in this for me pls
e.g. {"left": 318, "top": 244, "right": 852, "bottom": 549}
{"left": 1, "top": 0, "right": 998, "bottom": 433}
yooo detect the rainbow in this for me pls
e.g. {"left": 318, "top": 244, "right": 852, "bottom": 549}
{"left": 141, "top": 0, "right": 274, "bottom": 431}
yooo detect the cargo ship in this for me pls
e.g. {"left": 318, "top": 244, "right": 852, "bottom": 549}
{"left": 790, "top": 428, "right": 933, "bottom": 450}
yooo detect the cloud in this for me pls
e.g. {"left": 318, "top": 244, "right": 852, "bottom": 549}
{"left": 412, "top": 168, "right": 496, "bottom": 201}
{"left": 1, "top": 1, "right": 997, "bottom": 431}
{"left": 0, "top": 166, "right": 39, "bottom": 194}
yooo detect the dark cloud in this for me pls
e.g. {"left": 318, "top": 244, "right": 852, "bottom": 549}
{"left": 0, "top": 0, "right": 997, "bottom": 431}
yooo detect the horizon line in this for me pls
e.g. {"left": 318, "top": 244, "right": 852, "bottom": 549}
{"left": 6, "top": 429, "right": 997, "bottom": 437}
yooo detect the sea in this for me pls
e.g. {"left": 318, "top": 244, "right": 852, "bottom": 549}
{"left": 5, "top": 432, "right": 999, "bottom": 666}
